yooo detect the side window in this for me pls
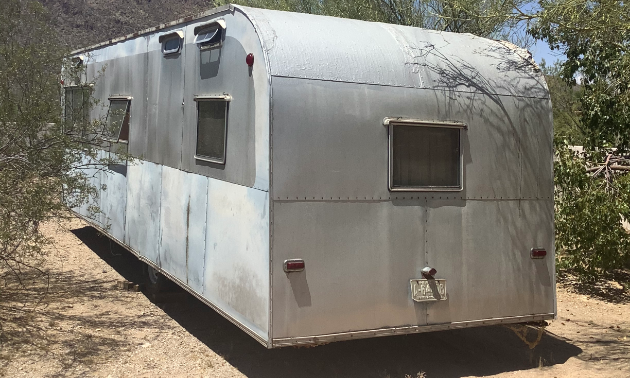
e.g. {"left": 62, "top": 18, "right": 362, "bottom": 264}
{"left": 387, "top": 119, "right": 465, "bottom": 191}
{"left": 159, "top": 31, "right": 183, "bottom": 55}
{"left": 64, "top": 86, "right": 90, "bottom": 125}
{"left": 194, "top": 20, "right": 226, "bottom": 50}
{"left": 106, "top": 98, "right": 131, "bottom": 143}
{"left": 194, "top": 96, "right": 230, "bottom": 164}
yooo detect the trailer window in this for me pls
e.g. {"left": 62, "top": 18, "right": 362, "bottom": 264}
{"left": 159, "top": 31, "right": 183, "bottom": 55}
{"left": 106, "top": 99, "right": 130, "bottom": 143}
{"left": 195, "top": 98, "right": 228, "bottom": 164}
{"left": 194, "top": 20, "right": 225, "bottom": 50}
{"left": 64, "top": 87, "right": 90, "bottom": 125}
{"left": 389, "top": 122, "right": 464, "bottom": 191}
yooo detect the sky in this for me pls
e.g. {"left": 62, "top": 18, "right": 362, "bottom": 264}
{"left": 530, "top": 38, "right": 565, "bottom": 66}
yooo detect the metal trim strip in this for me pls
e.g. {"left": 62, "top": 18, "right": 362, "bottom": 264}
{"left": 383, "top": 118, "right": 468, "bottom": 129}
{"left": 193, "top": 95, "right": 232, "bottom": 101}
{"left": 73, "top": 213, "right": 270, "bottom": 348}
{"left": 271, "top": 313, "right": 555, "bottom": 347}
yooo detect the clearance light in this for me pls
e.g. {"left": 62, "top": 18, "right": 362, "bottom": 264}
{"left": 284, "top": 259, "right": 305, "bottom": 273}
{"left": 531, "top": 248, "right": 547, "bottom": 259}
{"left": 246, "top": 53, "right": 254, "bottom": 67}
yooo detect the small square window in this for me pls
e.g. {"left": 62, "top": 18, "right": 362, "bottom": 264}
{"left": 195, "top": 98, "right": 229, "bottom": 164}
{"left": 388, "top": 121, "right": 464, "bottom": 191}
{"left": 159, "top": 31, "right": 183, "bottom": 55}
{"left": 106, "top": 99, "right": 130, "bottom": 143}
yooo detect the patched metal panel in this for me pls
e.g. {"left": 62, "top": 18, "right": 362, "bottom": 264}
{"left": 100, "top": 161, "right": 128, "bottom": 242}
{"left": 73, "top": 154, "right": 102, "bottom": 224}
{"left": 125, "top": 160, "right": 162, "bottom": 264}
{"left": 186, "top": 174, "right": 209, "bottom": 293}
{"left": 271, "top": 201, "right": 427, "bottom": 339}
{"left": 424, "top": 199, "right": 554, "bottom": 324}
{"left": 158, "top": 167, "right": 190, "bottom": 278}
{"left": 243, "top": 7, "right": 547, "bottom": 99}
{"left": 203, "top": 179, "right": 269, "bottom": 339}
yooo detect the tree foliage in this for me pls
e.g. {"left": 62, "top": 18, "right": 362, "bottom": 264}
{"left": 531, "top": 0, "right": 630, "bottom": 279}
{"left": 531, "top": 0, "right": 630, "bottom": 151}
{"left": 0, "top": 0, "right": 120, "bottom": 288}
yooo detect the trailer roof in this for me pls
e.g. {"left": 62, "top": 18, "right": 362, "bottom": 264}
{"left": 72, "top": 4, "right": 548, "bottom": 99}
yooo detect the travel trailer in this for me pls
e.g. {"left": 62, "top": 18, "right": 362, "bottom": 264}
{"left": 67, "top": 4, "right": 555, "bottom": 348}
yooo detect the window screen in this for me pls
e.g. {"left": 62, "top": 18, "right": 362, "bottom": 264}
{"left": 106, "top": 100, "right": 130, "bottom": 142}
{"left": 390, "top": 124, "right": 462, "bottom": 190}
{"left": 196, "top": 100, "right": 228, "bottom": 164}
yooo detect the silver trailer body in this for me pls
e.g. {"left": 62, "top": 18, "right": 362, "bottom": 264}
{"left": 70, "top": 4, "right": 555, "bottom": 348}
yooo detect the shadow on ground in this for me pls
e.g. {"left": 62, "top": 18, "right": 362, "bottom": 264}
{"left": 73, "top": 226, "right": 582, "bottom": 378}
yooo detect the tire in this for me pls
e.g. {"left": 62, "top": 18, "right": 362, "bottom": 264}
{"left": 143, "top": 264, "right": 170, "bottom": 294}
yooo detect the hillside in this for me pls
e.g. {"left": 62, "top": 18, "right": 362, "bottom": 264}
{"left": 40, "top": 0, "right": 217, "bottom": 50}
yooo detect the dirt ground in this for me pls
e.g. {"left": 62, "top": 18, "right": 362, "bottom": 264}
{"left": 1, "top": 218, "right": 629, "bottom": 378}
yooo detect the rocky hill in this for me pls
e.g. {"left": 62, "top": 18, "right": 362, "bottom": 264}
{"left": 40, "top": 0, "right": 217, "bottom": 50}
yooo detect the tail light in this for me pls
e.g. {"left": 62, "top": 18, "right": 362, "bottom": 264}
{"left": 284, "top": 259, "right": 305, "bottom": 273}
{"left": 531, "top": 248, "right": 547, "bottom": 259}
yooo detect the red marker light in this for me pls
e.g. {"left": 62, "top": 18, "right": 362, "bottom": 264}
{"left": 246, "top": 53, "right": 254, "bottom": 67}
{"left": 284, "top": 259, "right": 305, "bottom": 273}
{"left": 531, "top": 248, "right": 547, "bottom": 259}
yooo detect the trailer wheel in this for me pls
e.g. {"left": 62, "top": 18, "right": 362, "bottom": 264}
{"left": 144, "top": 264, "right": 170, "bottom": 294}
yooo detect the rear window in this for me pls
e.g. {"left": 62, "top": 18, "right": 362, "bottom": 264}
{"left": 388, "top": 121, "right": 464, "bottom": 191}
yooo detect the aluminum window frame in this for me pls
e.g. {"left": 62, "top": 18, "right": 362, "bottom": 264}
{"left": 105, "top": 96, "right": 132, "bottom": 144}
{"left": 194, "top": 19, "right": 226, "bottom": 50}
{"left": 194, "top": 95, "right": 231, "bottom": 164}
{"left": 159, "top": 31, "right": 184, "bottom": 55}
{"left": 385, "top": 118, "right": 466, "bottom": 192}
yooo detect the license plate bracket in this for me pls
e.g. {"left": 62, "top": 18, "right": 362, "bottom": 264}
{"left": 410, "top": 279, "right": 447, "bottom": 302}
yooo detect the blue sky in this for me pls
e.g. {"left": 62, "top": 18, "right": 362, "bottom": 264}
{"left": 530, "top": 38, "right": 565, "bottom": 65}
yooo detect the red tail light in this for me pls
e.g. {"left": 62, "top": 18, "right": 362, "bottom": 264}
{"left": 284, "top": 259, "right": 305, "bottom": 272}
{"left": 531, "top": 248, "right": 547, "bottom": 259}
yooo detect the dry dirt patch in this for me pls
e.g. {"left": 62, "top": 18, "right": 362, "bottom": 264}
{"left": 0, "top": 218, "right": 629, "bottom": 377}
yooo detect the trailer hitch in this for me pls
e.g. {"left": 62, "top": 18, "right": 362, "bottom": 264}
{"left": 504, "top": 321, "right": 548, "bottom": 349}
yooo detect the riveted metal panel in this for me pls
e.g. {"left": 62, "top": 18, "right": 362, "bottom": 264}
{"left": 146, "top": 29, "right": 185, "bottom": 168}
{"left": 424, "top": 199, "right": 554, "bottom": 324}
{"left": 181, "top": 10, "right": 270, "bottom": 190}
{"left": 124, "top": 160, "right": 162, "bottom": 264}
{"left": 203, "top": 180, "right": 270, "bottom": 339}
{"left": 271, "top": 200, "right": 427, "bottom": 339}
{"left": 271, "top": 77, "right": 551, "bottom": 201}
{"left": 243, "top": 7, "right": 547, "bottom": 99}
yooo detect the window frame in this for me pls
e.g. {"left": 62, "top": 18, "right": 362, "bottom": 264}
{"left": 105, "top": 96, "right": 132, "bottom": 144}
{"left": 385, "top": 118, "right": 466, "bottom": 192}
{"left": 194, "top": 95, "right": 231, "bottom": 165}
{"left": 194, "top": 19, "right": 226, "bottom": 50}
{"left": 159, "top": 30, "right": 184, "bottom": 55}
{"left": 63, "top": 85, "right": 92, "bottom": 126}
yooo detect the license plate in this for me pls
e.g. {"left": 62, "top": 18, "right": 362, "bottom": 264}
{"left": 410, "top": 279, "right": 447, "bottom": 302}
